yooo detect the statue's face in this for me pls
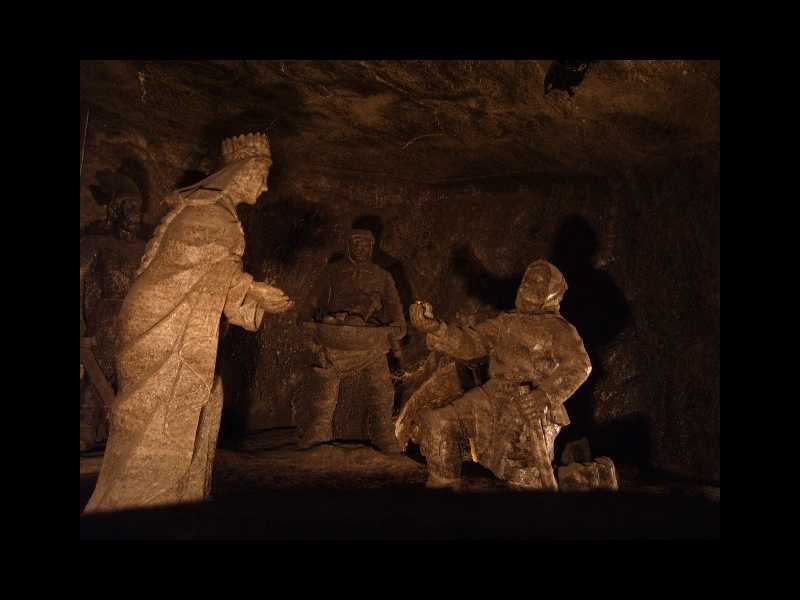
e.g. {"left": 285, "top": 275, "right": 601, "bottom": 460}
{"left": 518, "top": 264, "right": 551, "bottom": 307}
{"left": 238, "top": 159, "right": 271, "bottom": 205}
{"left": 348, "top": 236, "right": 373, "bottom": 262}
{"left": 115, "top": 194, "right": 142, "bottom": 240}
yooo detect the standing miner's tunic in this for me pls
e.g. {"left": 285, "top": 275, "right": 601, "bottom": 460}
{"left": 297, "top": 229, "right": 407, "bottom": 453}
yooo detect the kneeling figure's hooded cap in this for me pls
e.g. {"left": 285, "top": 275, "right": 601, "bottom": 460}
{"left": 515, "top": 259, "right": 567, "bottom": 314}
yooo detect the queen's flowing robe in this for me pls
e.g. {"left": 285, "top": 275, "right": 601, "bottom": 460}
{"left": 85, "top": 198, "right": 263, "bottom": 512}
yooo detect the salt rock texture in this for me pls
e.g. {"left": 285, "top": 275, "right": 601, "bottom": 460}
{"left": 80, "top": 60, "right": 719, "bottom": 483}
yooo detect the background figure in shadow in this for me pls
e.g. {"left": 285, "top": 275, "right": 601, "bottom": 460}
{"left": 81, "top": 170, "right": 148, "bottom": 453}
{"left": 548, "top": 215, "right": 633, "bottom": 460}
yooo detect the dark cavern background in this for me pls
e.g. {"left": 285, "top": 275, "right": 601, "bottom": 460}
{"left": 80, "top": 59, "right": 719, "bottom": 538}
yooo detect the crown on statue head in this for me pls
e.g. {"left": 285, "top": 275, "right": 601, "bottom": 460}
{"left": 221, "top": 132, "right": 271, "bottom": 163}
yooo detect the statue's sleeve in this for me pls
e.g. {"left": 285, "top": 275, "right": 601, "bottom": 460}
{"left": 383, "top": 272, "right": 407, "bottom": 341}
{"left": 537, "top": 321, "right": 592, "bottom": 406}
{"left": 223, "top": 270, "right": 265, "bottom": 332}
{"left": 296, "top": 267, "right": 332, "bottom": 324}
{"left": 425, "top": 317, "right": 500, "bottom": 361}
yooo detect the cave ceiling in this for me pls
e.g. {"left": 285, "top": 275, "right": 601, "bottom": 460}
{"left": 80, "top": 59, "right": 720, "bottom": 183}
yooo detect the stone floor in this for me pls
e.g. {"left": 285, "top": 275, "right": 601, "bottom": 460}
{"left": 80, "top": 428, "right": 720, "bottom": 539}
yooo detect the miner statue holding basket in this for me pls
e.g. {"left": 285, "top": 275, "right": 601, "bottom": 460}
{"left": 297, "top": 228, "right": 407, "bottom": 453}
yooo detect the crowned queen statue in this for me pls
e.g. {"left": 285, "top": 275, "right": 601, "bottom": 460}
{"left": 85, "top": 133, "right": 294, "bottom": 513}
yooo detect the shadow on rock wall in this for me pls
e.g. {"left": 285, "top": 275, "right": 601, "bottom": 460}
{"left": 450, "top": 244, "right": 523, "bottom": 311}
{"left": 248, "top": 194, "right": 332, "bottom": 271}
{"left": 218, "top": 193, "right": 334, "bottom": 442}
{"left": 174, "top": 169, "right": 209, "bottom": 188}
{"left": 547, "top": 215, "right": 637, "bottom": 465}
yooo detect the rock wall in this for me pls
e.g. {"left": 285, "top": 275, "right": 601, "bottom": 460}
{"left": 80, "top": 59, "right": 719, "bottom": 482}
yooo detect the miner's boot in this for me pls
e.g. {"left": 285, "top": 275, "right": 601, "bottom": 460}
{"left": 297, "top": 374, "right": 339, "bottom": 449}
{"left": 417, "top": 406, "right": 464, "bottom": 490}
{"left": 366, "top": 362, "right": 404, "bottom": 454}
